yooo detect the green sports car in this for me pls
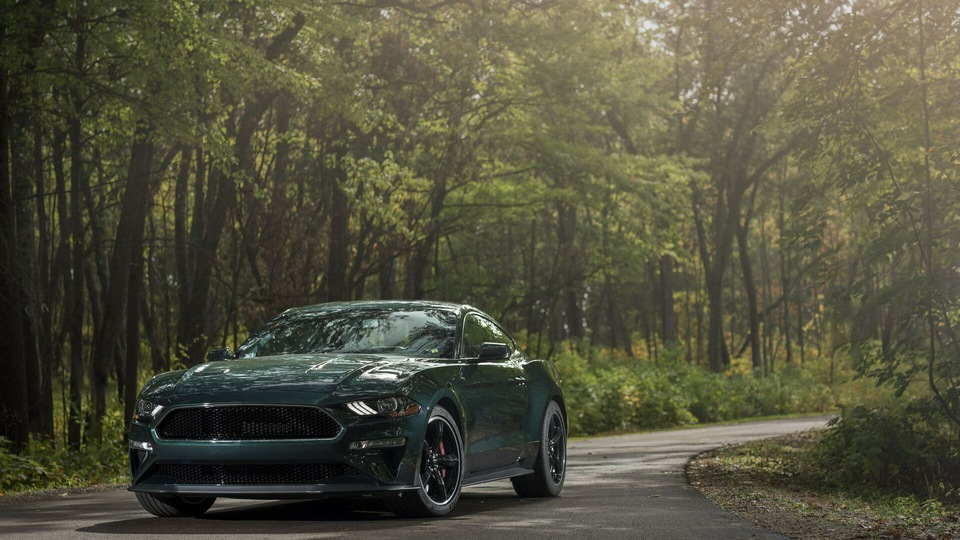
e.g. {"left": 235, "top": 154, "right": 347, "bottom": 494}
{"left": 128, "top": 300, "right": 567, "bottom": 518}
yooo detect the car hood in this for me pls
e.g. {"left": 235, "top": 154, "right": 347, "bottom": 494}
{"left": 163, "top": 354, "right": 438, "bottom": 400}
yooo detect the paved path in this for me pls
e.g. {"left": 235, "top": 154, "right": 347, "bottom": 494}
{"left": 0, "top": 417, "right": 829, "bottom": 539}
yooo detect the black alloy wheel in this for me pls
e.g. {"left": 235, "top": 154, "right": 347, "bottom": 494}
{"left": 387, "top": 405, "right": 464, "bottom": 517}
{"left": 511, "top": 400, "right": 566, "bottom": 497}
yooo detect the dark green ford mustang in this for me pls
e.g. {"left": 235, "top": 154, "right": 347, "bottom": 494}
{"left": 129, "top": 301, "right": 566, "bottom": 518}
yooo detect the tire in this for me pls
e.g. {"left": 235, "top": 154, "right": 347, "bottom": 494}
{"left": 135, "top": 492, "right": 216, "bottom": 517}
{"left": 512, "top": 400, "right": 566, "bottom": 497}
{"left": 387, "top": 405, "right": 464, "bottom": 518}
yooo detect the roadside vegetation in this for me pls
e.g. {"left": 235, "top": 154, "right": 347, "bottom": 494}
{"left": 0, "top": 400, "right": 128, "bottom": 496}
{"left": 554, "top": 347, "right": 838, "bottom": 436}
{"left": 690, "top": 429, "right": 960, "bottom": 540}
{"left": 689, "top": 368, "right": 960, "bottom": 539}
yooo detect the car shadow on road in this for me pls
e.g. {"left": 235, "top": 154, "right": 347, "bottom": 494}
{"left": 76, "top": 494, "right": 550, "bottom": 535}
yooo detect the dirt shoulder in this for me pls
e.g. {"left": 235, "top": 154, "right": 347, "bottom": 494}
{"left": 687, "top": 432, "right": 959, "bottom": 540}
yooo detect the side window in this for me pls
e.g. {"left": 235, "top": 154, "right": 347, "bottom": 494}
{"left": 461, "top": 314, "right": 515, "bottom": 358}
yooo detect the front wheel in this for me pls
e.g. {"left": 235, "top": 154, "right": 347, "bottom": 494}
{"left": 135, "top": 492, "right": 216, "bottom": 517}
{"left": 512, "top": 400, "right": 566, "bottom": 497}
{"left": 387, "top": 405, "right": 464, "bottom": 518}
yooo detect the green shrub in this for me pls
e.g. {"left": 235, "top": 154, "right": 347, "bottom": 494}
{"left": 553, "top": 347, "right": 836, "bottom": 436}
{"left": 0, "top": 408, "right": 128, "bottom": 496}
{"left": 557, "top": 349, "right": 696, "bottom": 434}
{"left": 811, "top": 401, "right": 960, "bottom": 498}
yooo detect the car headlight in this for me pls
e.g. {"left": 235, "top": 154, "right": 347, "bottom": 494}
{"left": 345, "top": 397, "right": 420, "bottom": 418}
{"left": 133, "top": 399, "right": 163, "bottom": 422}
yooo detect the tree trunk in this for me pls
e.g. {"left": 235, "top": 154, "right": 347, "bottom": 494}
{"left": 705, "top": 276, "right": 728, "bottom": 372}
{"left": 66, "top": 102, "right": 85, "bottom": 448}
{"left": 556, "top": 203, "right": 583, "bottom": 340}
{"left": 124, "top": 247, "right": 144, "bottom": 427}
{"left": 327, "top": 138, "right": 349, "bottom": 301}
{"left": 90, "top": 125, "right": 154, "bottom": 439}
{"left": 760, "top": 208, "right": 773, "bottom": 373}
{"left": 178, "top": 103, "right": 259, "bottom": 365}
{"left": 405, "top": 173, "right": 447, "bottom": 300}
{"left": 660, "top": 255, "right": 678, "bottom": 347}
{"left": 778, "top": 183, "right": 792, "bottom": 366}
{"left": 177, "top": 164, "right": 233, "bottom": 367}
{"left": 378, "top": 249, "right": 395, "bottom": 299}
{"left": 0, "top": 58, "right": 31, "bottom": 452}
{"left": 32, "top": 120, "right": 54, "bottom": 437}
{"left": 11, "top": 80, "right": 47, "bottom": 438}
{"left": 738, "top": 185, "right": 762, "bottom": 371}
{"left": 692, "top": 180, "right": 735, "bottom": 372}
{"left": 174, "top": 146, "right": 202, "bottom": 366}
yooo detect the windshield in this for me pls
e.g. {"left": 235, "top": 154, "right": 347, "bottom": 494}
{"left": 236, "top": 308, "right": 457, "bottom": 359}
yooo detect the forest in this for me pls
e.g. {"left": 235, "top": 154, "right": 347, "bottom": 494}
{"left": 1, "top": 0, "right": 959, "bottom": 496}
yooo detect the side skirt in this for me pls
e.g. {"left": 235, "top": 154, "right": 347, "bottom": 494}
{"left": 463, "top": 466, "right": 534, "bottom": 486}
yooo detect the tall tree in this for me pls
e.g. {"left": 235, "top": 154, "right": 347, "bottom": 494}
{"left": 791, "top": 0, "right": 960, "bottom": 430}
{"left": 176, "top": 7, "right": 306, "bottom": 367}
{"left": 667, "top": 0, "right": 819, "bottom": 371}
{"left": 0, "top": 0, "right": 60, "bottom": 450}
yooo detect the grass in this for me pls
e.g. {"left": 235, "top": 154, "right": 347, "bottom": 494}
{"left": 688, "top": 431, "right": 960, "bottom": 539}
{"left": 0, "top": 405, "right": 129, "bottom": 498}
{"left": 0, "top": 439, "right": 128, "bottom": 498}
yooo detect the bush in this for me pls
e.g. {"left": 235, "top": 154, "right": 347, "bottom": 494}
{"left": 0, "top": 408, "right": 128, "bottom": 496}
{"left": 811, "top": 401, "right": 960, "bottom": 498}
{"left": 553, "top": 347, "right": 836, "bottom": 436}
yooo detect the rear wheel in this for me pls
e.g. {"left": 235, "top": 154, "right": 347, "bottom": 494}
{"left": 512, "top": 401, "right": 566, "bottom": 497}
{"left": 387, "top": 405, "right": 463, "bottom": 517}
{"left": 135, "top": 492, "right": 216, "bottom": 517}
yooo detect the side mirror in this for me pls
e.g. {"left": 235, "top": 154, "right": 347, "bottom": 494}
{"left": 206, "top": 347, "right": 234, "bottom": 362}
{"left": 477, "top": 342, "right": 510, "bottom": 361}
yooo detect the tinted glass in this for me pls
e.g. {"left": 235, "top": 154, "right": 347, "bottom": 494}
{"left": 461, "top": 314, "right": 514, "bottom": 358}
{"left": 236, "top": 308, "right": 457, "bottom": 359}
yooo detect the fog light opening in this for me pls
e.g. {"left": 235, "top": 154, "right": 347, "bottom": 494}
{"left": 349, "top": 437, "right": 406, "bottom": 450}
{"left": 129, "top": 440, "right": 154, "bottom": 452}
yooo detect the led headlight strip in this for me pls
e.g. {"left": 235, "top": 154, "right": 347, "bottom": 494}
{"left": 346, "top": 401, "right": 378, "bottom": 416}
{"left": 346, "top": 397, "right": 421, "bottom": 418}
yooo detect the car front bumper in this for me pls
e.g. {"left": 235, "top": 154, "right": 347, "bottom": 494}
{"left": 128, "top": 404, "right": 426, "bottom": 499}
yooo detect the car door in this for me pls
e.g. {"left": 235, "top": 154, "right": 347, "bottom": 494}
{"left": 457, "top": 313, "right": 528, "bottom": 474}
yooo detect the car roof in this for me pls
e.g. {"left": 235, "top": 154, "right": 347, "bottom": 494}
{"left": 280, "top": 300, "right": 477, "bottom": 318}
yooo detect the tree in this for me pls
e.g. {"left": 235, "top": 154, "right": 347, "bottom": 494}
{"left": 664, "top": 0, "right": 822, "bottom": 371}
{"left": 791, "top": 0, "right": 960, "bottom": 430}
{"left": 175, "top": 6, "right": 306, "bottom": 367}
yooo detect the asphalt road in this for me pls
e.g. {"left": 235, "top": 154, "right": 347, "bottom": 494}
{"left": 0, "top": 417, "right": 829, "bottom": 539}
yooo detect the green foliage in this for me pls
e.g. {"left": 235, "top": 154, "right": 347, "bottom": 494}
{"left": 812, "top": 402, "right": 960, "bottom": 498}
{"left": 0, "top": 410, "right": 128, "bottom": 496}
{"left": 554, "top": 347, "right": 836, "bottom": 436}
{"left": 692, "top": 432, "right": 960, "bottom": 538}
{"left": 557, "top": 349, "right": 695, "bottom": 434}
{"left": 791, "top": 0, "right": 960, "bottom": 428}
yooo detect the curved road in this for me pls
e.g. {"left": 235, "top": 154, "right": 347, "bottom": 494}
{"left": 1, "top": 417, "right": 828, "bottom": 539}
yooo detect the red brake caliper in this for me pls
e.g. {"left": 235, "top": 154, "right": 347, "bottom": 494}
{"left": 439, "top": 441, "right": 446, "bottom": 478}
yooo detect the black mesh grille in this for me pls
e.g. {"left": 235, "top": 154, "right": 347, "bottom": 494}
{"left": 153, "top": 464, "right": 362, "bottom": 485}
{"left": 156, "top": 406, "right": 340, "bottom": 440}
